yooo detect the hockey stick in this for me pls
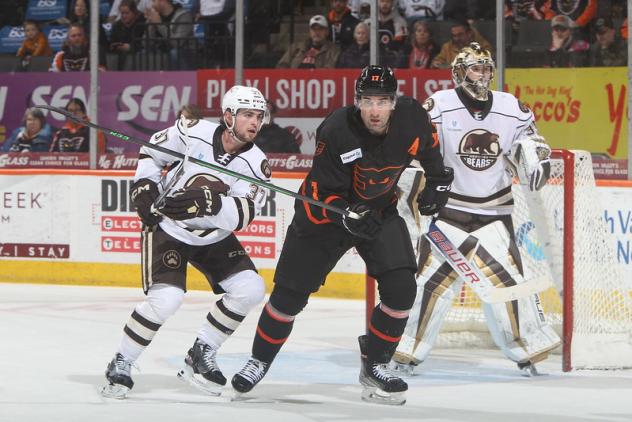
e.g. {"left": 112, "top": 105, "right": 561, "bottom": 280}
{"left": 37, "top": 105, "right": 360, "bottom": 219}
{"left": 150, "top": 118, "right": 192, "bottom": 214}
{"left": 425, "top": 219, "right": 553, "bottom": 304}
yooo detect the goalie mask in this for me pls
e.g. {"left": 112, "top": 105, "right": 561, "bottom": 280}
{"left": 451, "top": 42, "right": 495, "bottom": 101}
{"left": 221, "top": 85, "right": 270, "bottom": 131}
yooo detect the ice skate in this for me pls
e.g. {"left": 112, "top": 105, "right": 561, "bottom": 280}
{"left": 518, "top": 360, "right": 541, "bottom": 377}
{"left": 101, "top": 353, "right": 134, "bottom": 399}
{"left": 231, "top": 357, "right": 269, "bottom": 395}
{"left": 358, "top": 335, "right": 407, "bottom": 405}
{"left": 177, "top": 338, "right": 226, "bottom": 396}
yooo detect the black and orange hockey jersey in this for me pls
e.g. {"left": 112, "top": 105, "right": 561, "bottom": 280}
{"left": 294, "top": 96, "right": 445, "bottom": 229}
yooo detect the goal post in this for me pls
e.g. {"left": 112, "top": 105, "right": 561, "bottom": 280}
{"left": 365, "top": 149, "right": 632, "bottom": 371}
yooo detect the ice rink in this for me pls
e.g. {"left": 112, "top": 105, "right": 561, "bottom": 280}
{"left": 1, "top": 282, "right": 630, "bottom": 422}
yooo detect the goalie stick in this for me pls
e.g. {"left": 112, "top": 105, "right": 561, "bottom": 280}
{"left": 425, "top": 219, "right": 553, "bottom": 304}
{"left": 37, "top": 105, "right": 361, "bottom": 220}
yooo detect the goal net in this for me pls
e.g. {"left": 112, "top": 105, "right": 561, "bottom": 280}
{"left": 367, "top": 150, "right": 632, "bottom": 371}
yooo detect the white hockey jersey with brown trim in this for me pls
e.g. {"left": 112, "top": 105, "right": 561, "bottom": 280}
{"left": 134, "top": 118, "right": 270, "bottom": 246}
{"left": 423, "top": 89, "right": 537, "bottom": 216}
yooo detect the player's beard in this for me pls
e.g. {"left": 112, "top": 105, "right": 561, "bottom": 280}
{"left": 231, "top": 125, "right": 256, "bottom": 144}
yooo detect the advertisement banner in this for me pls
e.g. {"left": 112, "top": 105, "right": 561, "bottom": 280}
{"left": 0, "top": 152, "right": 312, "bottom": 172}
{"left": 506, "top": 67, "right": 628, "bottom": 159}
{"left": 0, "top": 72, "right": 196, "bottom": 152}
{"left": 0, "top": 173, "right": 365, "bottom": 273}
{"left": 0, "top": 68, "right": 628, "bottom": 160}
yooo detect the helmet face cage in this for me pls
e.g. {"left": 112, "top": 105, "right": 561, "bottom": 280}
{"left": 451, "top": 42, "right": 495, "bottom": 101}
{"left": 221, "top": 85, "right": 270, "bottom": 129}
{"left": 355, "top": 65, "right": 398, "bottom": 108}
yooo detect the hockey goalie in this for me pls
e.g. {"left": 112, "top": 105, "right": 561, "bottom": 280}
{"left": 392, "top": 42, "right": 561, "bottom": 376}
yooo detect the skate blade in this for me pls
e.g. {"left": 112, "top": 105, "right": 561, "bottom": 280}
{"left": 100, "top": 383, "right": 129, "bottom": 399}
{"left": 177, "top": 366, "right": 223, "bottom": 397}
{"left": 361, "top": 386, "right": 406, "bottom": 406}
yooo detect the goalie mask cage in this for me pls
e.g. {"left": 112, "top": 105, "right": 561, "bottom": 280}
{"left": 365, "top": 149, "right": 632, "bottom": 371}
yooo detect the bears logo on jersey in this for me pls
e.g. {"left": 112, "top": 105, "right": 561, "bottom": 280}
{"left": 261, "top": 159, "right": 272, "bottom": 178}
{"left": 184, "top": 173, "right": 230, "bottom": 194}
{"left": 457, "top": 129, "right": 501, "bottom": 171}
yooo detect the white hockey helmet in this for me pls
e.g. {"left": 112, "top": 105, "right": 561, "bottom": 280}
{"left": 221, "top": 85, "right": 269, "bottom": 127}
{"left": 451, "top": 42, "right": 495, "bottom": 101}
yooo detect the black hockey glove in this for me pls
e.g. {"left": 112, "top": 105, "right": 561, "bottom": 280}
{"left": 159, "top": 187, "right": 223, "bottom": 220}
{"left": 342, "top": 203, "right": 382, "bottom": 240}
{"left": 130, "top": 178, "right": 162, "bottom": 226}
{"left": 417, "top": 166, "right": 454, "bottom": 216}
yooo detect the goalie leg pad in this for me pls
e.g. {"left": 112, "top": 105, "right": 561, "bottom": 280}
{"left": 394, "top": 221, "right": 477, "bottom": 367}
{"left": 472, "top": 221, "right": 561, "bottom": 363}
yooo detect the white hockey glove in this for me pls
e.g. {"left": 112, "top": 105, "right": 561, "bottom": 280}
{"left": 507, "top": 136, "right": 551, "bottom": 191}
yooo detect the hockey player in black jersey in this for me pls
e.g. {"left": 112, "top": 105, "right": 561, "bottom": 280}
{"left": 231, "top": 65, "right": 453, "bottom": 405}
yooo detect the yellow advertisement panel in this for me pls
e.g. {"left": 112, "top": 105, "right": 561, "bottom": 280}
{"left": 505, "top": 67, "right": 628, "bottom": 159}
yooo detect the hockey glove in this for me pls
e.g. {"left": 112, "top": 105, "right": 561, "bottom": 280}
{"left": 342, "top": 203, "right": 382, "bottom": 240}
{"left": 417, "top": 166, "right": 454, "bottom": 216}
{"left": 130, "top": 178, "right": 162, "bottom": 226}
{"left": 508, "top": 136, "right": 551, "bottom": 191}
{"left": 159, "top": 187, "right": 223, "bottom": 220}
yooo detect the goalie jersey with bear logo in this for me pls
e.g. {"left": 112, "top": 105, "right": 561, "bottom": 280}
{"left": 134, "top": 118, "right": 271, "bottom": 246}
{"left": 424, "top": 88, "right": 539, "bottom": 216}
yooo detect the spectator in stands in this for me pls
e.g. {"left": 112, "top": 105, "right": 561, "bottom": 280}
{"left": 431, "top": 20, "right": 492, "bottom": 68}
{"left": 109, "top": 0, "right": 146, "bottom": 70}
{"left": 193, "top": 0, "right": 236, "bottom": 68}
{"left": 377, "top": 0, "right": 408, "bottom": 53}
{"left": 254, "top": 101, "right": 300, "bottom": 154}
{"left": 50, "top": 98, "right": 106, "bottom": 153}
{"left": 50, "top": 23, "right": 103, "bottom": 71}
{"left": 327, "top": 0, "right": 359, "bottom": 50}
{"left": 589, "top": 17, "right": 627, "bottom": 67}
{"left": 547, "top": 14, "right": 589, "bottom": 67}
{"left": 109, "top": 0, "right": 152, "bottom": 23}
{"left": 541, "top": 0, "right": 597, "bottom": 29}
{"left": 504, "top": 0, "right": 545, "bottom": 22}
{"left": 350, "top": 0, "right": 371, "bottom": 21}
{"left": 1, "top": 108, "right": 52, "bottom": 153}
{"left": 16, "top": 21, "right": 53, "bottom": 70}
{"left": 68, "top": 0, "right": 109, "bottom": 52}
{"left": 337, "top": 22, "right": 398, "bottom": 68}
{"left": 145, "top": 0, "right": 195, "bottom": 70}
{"left": 397, "top": 20, "right": 439, "bottom": 68}
{"left": 399, "top": 0, "right": 445, "bottom": 23}
{"left": 276, "top": 15, "right": 340, "bottom": 69}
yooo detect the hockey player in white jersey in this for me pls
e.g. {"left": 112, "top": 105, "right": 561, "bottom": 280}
{"left": 101, "top": 85, "right": 272, "bottom": 398}
{"left": 392, "top": 42, "right": 561, "bottom": 376}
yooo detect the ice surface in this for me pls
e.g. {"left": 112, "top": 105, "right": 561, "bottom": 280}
{"left": 1, "top": 283, "right": 630, "bottom": 422}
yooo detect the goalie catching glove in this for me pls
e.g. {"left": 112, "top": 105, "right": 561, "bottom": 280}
{"left": 130, "top": 178, "right": 162, "bottom": 226}
{"left": 159, "top": 187, "right": 224, "bottom": 220}
{"left": 417, "top": 167, "right": 454, "bottom": 216}
{"left": 342, "top": 203, "right": 382, "bottom": 239}
{"left": 507, "top": 135, "right": 551, "bottom": 191}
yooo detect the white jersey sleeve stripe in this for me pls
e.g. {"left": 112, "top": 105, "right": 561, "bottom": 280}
{"left": 233, "top": 197, "right": 255, "bottom": 231}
